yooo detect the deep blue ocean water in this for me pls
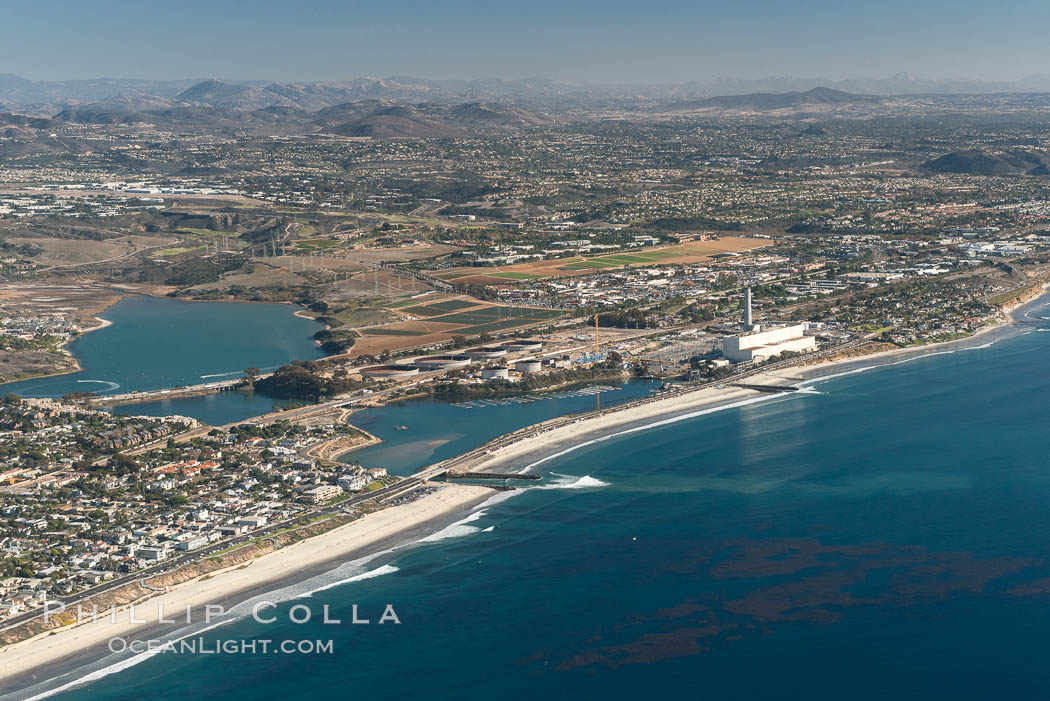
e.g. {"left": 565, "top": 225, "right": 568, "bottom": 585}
{"left": 0, "top": 295, "right": 323, "bottom": 425}
{"left": 13, "top": 300, "right": 1050, "bottom": 700}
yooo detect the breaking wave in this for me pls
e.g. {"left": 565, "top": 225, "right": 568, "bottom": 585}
{"left": 536, "top": 473, "right": 610, "bottom": 490}
{"left": 76, "top": 379, "right": 120, "bottom": 392}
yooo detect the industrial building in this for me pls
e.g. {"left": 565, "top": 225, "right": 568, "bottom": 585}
{"left": 411, "top": 354, "right": 472, "bottom": 371}
{"left": 464, "top": 346, "right": 508, "bottom": 360}
{"left": 360, "top": 364, "right": 421, "bottom": 379}
{"left": 721, "top": 286, "right": 816, "bottom": 362}
{"left": 481, "top": 367, "right": 511, "bottom": 380}
{"left": 514, "top": 359, "right": 543, "bottom": 374}
{"left": 502, "top": 340, "right": 543, "bottom": 352}
{"left": 722, "top": 324, "right": 816, "bottom": 362}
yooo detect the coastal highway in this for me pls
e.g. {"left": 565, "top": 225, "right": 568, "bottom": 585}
{"left": 0, "top": 476, "right": 427, "bottom": 633}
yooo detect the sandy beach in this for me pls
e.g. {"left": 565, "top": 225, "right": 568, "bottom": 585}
{"left": 3, "top": 289, "right": 1045, "bottom": 694}
{"left": 0, "top": 483, "right": 493, "bottom": 687}
{"left": 467, "top": 294, "right": 1046, "bottom": 475}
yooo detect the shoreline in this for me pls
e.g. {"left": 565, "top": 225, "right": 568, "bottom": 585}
{"left": 0, "top": 303, "right": 119, "bottom": 389}
{"left": 0, "top": 483, "right": 495, "bottom": 696}
{"left": 0, "top": 294, "right": 326, "bottom": 392}
{"left": 454, "top": 291, "right": 1046, "bottom": 476}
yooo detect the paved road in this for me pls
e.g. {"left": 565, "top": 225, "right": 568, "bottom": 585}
{"left": 0, "top": 477, "right": 424, "bottom": 632}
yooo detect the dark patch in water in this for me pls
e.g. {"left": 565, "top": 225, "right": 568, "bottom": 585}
{"left": 548, "top": 536, "right": 1043, "bottom": 670}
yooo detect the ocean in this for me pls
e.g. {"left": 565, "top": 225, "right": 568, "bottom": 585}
{"left": 11, "top": 299, "right": 1050, "bottom": 700}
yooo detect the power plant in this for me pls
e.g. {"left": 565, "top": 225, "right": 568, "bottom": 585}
{"left": 721, "top": 286, "right": 816, "bottom": 363}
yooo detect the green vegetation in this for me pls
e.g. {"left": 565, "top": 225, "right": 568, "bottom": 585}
{"left": 0, "top": 334, "right": 61, "bottom": 352}
{"left": 488, "top": 272, "right": 540, "bottom": 280}
{"left": 401, "top": 304, "right": 449, "bottom": 317}
{"left": 423, "top": 299, "right": 479, "bottom": 311}
{"left": 253, "top": 361, "right": 364, "bottom": 401}
{"left": 151, "top": 247, "right": 199, "bottom": 258}
{"left": 561, "top": 249, "right": 682, "bottom": 270}
{"left": 294, "top": 238, "right": 340, "bottom": 250}
{"left": 312, "top": 329, "right": 356, "bottom": 354}
{"left": 385, "top": 297, "right": 432, "bottom": 308}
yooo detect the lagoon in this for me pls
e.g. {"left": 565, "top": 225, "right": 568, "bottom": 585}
{"left": 1, "top": 295, "right": 323, "bottom": 424}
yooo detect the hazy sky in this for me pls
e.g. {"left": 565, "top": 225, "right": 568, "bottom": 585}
{"left": 3, "top": 0, "right": 1049, "bottom": 83}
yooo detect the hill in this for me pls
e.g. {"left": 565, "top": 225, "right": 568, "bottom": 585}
{"left": 669, "top": 87, "right": 881, "bottom": 112}
{"left": 318, "top": 101, "right": 552, "bottom": 138}
{"left": 921, "top": 149, "right": 1050, "bottom": 176}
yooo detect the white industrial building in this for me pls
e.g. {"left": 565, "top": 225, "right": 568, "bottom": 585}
{"left": 721, "top": 286, "right": 817, "bottom": 362}
{"left": 723, "top": 323, "right": 816, "bottom": 362}
{"left": 481, "top": 367, "right": 511, "bottom": 380}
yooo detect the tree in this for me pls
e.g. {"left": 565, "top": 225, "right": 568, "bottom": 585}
{"left": 108, "top": 453, "right": 141, "bottom": 475}
{"left": 243, "top": 367, "right": 261, "bottom": 388}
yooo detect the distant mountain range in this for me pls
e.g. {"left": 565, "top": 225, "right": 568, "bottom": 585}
{"left": 10, "top": 73, "right": 1050, "bottom": 114}
{"left": 6, "top": 98, "right": 556, "bottom": 142}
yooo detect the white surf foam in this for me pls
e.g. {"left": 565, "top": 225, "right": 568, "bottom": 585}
{"left": 536, "top": 473, "right": 610, "bottom": 490}
{"left": 76, "top": 379, "right": 120, "bottom": 392}
{"left": 297, "top": 564, "right": 400, "bottom": 597}
{"left": 199, "top": 370, "right": 243, "bottom": 379}
{"left": 418, "top": 508, "right": 488, "bottom": 543}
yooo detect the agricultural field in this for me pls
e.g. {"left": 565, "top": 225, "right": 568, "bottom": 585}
{"left": 345, "top": 298, "right": 566, "bottom": 357}
{"left": 434, "top": 237, "right": 767, "bottom": 285}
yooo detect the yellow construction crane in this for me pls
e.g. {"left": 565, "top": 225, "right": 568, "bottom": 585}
{"left": 594, "top": 314, "right": 601, "bottom": 410}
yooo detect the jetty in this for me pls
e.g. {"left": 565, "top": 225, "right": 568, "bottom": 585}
{"left": 728, "top": 383, "right": 799, "bottom": 393}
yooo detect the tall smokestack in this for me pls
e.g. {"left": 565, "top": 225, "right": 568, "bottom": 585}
{"left": 744, "top": 286, "right": 753, "bottom": 328}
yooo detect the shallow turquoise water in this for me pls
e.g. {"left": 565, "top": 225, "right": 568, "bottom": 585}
{"left": 15, "top": 302, "right": 1050, "bottom": 701}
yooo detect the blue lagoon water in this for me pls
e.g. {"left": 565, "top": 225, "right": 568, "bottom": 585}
{"left": 16, "top": 299, "right": 1050, "bottom": 701}
{"left": 1, "top": 295, "right": 323, "bottom": 424}
{"left": 346, "top": 380, "right": 660, "bottom": 475}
